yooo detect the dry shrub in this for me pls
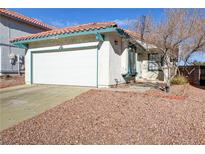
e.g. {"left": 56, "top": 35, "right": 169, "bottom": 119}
{"left": 171, "top": 76, "right": 188, "bottom": 85}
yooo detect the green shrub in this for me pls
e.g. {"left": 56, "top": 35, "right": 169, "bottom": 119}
{"left": 171, "top": 76, "right": 188, "bottom": 85}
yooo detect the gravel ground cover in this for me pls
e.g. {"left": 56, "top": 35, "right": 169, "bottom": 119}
{"left": 0, "top": 75, "right": 25, "bottom": 89}
{"left": 0, "top": 85, "right": 204, "bottom": 144}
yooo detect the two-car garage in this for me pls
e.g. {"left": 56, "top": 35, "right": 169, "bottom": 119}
{"left": 31, "top": 47, "right": 98, "bottom": 87}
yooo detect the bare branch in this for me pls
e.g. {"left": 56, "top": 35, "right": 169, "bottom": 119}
{"left": 131, "top": 9, "right": 205, "bottom": 88}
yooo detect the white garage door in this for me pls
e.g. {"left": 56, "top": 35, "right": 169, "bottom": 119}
{"left": 32, "top": 49, "right": 97, "bottom": 86}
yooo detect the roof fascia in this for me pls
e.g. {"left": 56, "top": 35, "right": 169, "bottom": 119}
{"left": 11, "top": 27, "right": 145, "bottom": 51}
{"left": 11, "top": 27, "right": 118, "bottom": 45}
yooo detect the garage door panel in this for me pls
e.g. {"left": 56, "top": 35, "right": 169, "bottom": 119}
{"left": 32, "top": 49, "right": 97, "bottom": 86}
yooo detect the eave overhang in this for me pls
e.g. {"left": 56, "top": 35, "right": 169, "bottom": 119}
{"left": 10, "top": 27, "right": 117, "bottom": 47}
{"left": 10, "top": 27, "right": 146, "bottom": 51}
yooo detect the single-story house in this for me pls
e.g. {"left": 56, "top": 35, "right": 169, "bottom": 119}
{"left": 10, "top": 22, "right": 166, "bottom": 87}
{"left": 0, "top": 8, "right": 55, "bottom": 75}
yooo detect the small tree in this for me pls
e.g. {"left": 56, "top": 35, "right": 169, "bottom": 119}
{"left": 132, "top": 9, "right": 205, "bottom": 91}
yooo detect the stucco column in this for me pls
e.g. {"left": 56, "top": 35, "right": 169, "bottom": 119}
{"left": 136, "top": 52, "right": 143, "bottom": 80}
{"left": 121, "top": 47, "right": 129, "bottom": 75}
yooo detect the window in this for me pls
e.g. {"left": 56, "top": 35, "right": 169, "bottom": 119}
{"left": 148, "top": 53, "right": 162, "bottom": 71}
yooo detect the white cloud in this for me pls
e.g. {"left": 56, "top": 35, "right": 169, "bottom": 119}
{"left": 113, "top": 18, "right": 137, "bottom": 28}
{"left": 40, "top": 18, "right": 137, "bottom": 29}
{"left": 48, "top": 20, "right": 78, "bottom": 28}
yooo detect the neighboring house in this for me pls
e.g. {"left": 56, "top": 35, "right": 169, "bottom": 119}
{"left": 10, "top": 22, "right": 166, "bottom": 87}
{"left": 0, "top": 8, "right": 55, "bottom": 75}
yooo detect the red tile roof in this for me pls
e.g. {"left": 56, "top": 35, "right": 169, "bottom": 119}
{"left": 123, "top": 29, "right": 141, "bottom": 40}
{"left": 0, "top": 8, "right": 56, "bottom": 30}
{"left": 10, "top": 22, "right": 117, "bottom": 43}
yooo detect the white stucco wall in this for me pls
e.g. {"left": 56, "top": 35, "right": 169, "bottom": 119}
{"left": 97, "top": 41, "right": 110, "bottom": 87}
{"left": 107, "top": 33, "right": 128, "bottom": 85}
{"left": 121, "top": 48, "right": 129, "bottom": 75}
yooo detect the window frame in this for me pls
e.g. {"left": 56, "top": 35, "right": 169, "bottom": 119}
{"left": 148, "top": 53, "right": 163, "bottom": 71}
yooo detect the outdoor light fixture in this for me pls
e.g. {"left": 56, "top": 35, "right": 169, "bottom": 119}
{"left": 114, "top": 40, "right": 118, "bottom": 45}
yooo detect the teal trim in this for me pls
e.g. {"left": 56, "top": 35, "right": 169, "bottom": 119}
{"left": 11, "top": 27, "right": 143, "bottom": 53}
{"left": 30, "top": 52, "right": 33, "bottom": 84}
{"left": 29, "top": 43, "right": 99, "bottom": 85}
{"left": 96, "top": 32, "right": 104, "bottom": 41}
{"left": 95, "top": 33, "right": 103, "bottom": 87}
{"left": 16, "top": 43, "right": 28, "bottom": 49}
{"left": 11, "top": 27, "right": 117, "bottom": 45}
{"left": 95, "top": 32, "right": 105, "bottom": 88}
{"left": 0, "top": 43, "right": 16, "bottom": 47}
{"left": 96, "top": 45, "right": 99, "bottom": 88}
{"left": 0, "top": 43, "right": 27, "bottom": 49}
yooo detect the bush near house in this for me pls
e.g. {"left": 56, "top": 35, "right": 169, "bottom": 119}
{"left": 171, "top": 76, "right": 188, "bottom": 85}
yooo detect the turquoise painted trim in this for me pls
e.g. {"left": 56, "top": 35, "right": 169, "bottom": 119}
{"left": 96, "top": 32, "right": 104, "bottom": 41}
{"left": 96, "top": 46, "right": 99, "bottom": 88}
{"left": 0, "top": 43, "right": 27, "bottom": 49}
{"left": 11, "top": 27, "right": 117, "bottom": 45}
{"left": 16, "top": 43, "right": 28, "bottom": 49}
{"left": 0, "top": 43, "right": 17, "bottom": 47}
{"left": 30, "top": 51, "right": 33, "bottom": 84}
{"left": 95, "top": 32, "right": 105, "bottom": 88}
{"left": 11, "top": 27, "right": 142, "bottom": 53}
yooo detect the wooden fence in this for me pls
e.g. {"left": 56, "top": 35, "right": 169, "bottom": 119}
{"left": 179, "top": 65, "right": 205, "bottom": 86}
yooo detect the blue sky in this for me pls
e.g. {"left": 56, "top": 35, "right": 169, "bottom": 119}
{"left": 10, "top": 8, "right": 205, "bottom": 62}
{"left": 11, "top": 8, "right": 164, "bottom": 28}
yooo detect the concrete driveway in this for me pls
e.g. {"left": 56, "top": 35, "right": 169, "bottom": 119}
{"left": 0, "top": 85, "right": 90, "bottom": 131}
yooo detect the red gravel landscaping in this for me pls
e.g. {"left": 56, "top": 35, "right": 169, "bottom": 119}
{"left": 0, "top": 75, "right": 25, "bottom": 89}
{"left": 0, "top": 85, "right": 205, "bottom": 145}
